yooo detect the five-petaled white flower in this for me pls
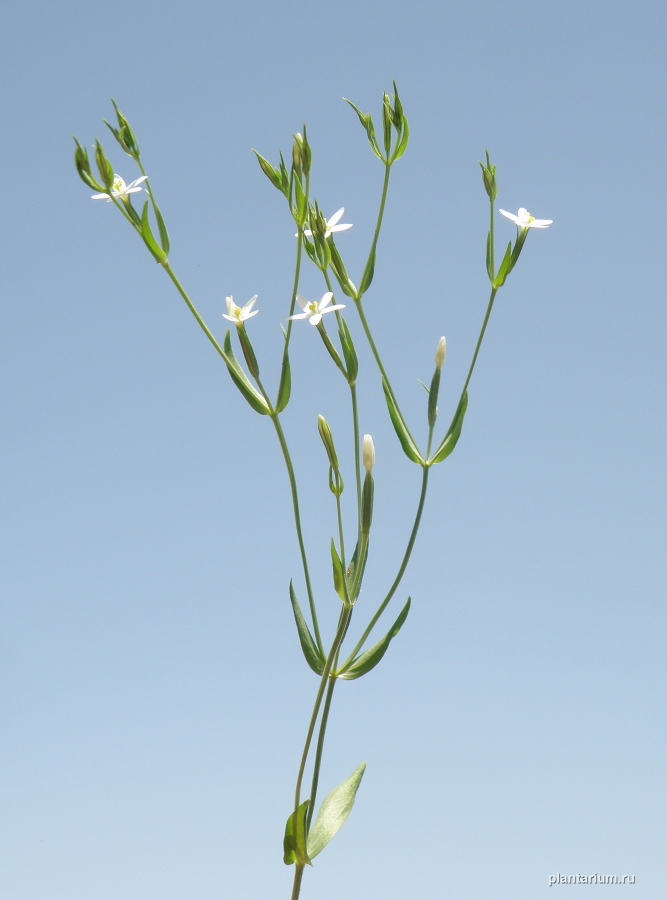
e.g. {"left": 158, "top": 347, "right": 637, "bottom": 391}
{"left": 302, "top": 208, "right": 353, "bottom": 238}
{"left": 499, "top": 207, "right": 552, "bottom": 229}
{"left": 91, "top": 174, "right": 148, "bottom": 202}
{"left": 289, "top": 292, "right": 345, "bottom": 326}
{"left": 223, "top": 295, "right": 259, "bottom": 325}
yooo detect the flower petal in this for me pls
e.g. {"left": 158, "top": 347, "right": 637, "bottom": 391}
{"left": 244, "top": 309, "right": 259, "bottom": 320}
{"left": 295, "top": 294, "right": 309, "bottom": 311}
{"left": 243, "top": 295, "right": 258, "bottom": 313}
{"left": 321, "top": 304, "right": 346, "bottom": 315}
{"left": 288, "top": 312, "right": 310, "bottom": 320}
{"left": 329, "top": 223, "right": 353, "bottom": 233}
{"left": 499, "top": 209, "right": 520, "bottom": 225}
{"left": 309, "top": 313, "right": 322, "bottom": 326}
{"left": 327, "top": 208, "right": 345, "bottom": 227}
{"left": 317, "top": 292, "right": 334, "bottom": 311}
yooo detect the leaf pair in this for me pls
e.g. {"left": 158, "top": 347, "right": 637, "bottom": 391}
{"left": 283, "top": 763, "right": 366, "bottom": 865}
{"left": 337, "top": 597, "right": 411, "bottom": 680}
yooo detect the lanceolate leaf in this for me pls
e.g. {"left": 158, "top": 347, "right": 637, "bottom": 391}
{"left": 153, "top": 201, "right": 170, "bottom": 255}
{"left": 222, "top": 331, "right": 270, "bottom": 415}
{"left": 345, "top": 537, "right": 369, "bottom": 603}
{"left": 275, "top": 352, "right": 291, "bottom": 413}
{"left": 337, "top": 597, "right": 411, "bottom": 680}
{"left": 289, "top": 582, "right": 325, "bottom": 675}
{"left": 307, "top": 763, "right": 366, "bottom": 859}
{"left": 429, "top": 390, "right": 468, "bottom": 464}
{"left": 140, "top": 200, "right": 167, "bottom": 264}
{"left": 382, "top": 378, "right": 423, "bottom": 464}
{"left": 330, "top": 540, "right": 347, "bottom": 603}
{"left": 283, "top": 799, "right": 311, "bottom": 866}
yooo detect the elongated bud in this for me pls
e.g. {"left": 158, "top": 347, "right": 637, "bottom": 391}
{"left": 362, "top": 434, "right": 375, "bottom": 474}
{"left": 435, "top": 336, "right": 446, "bottom": 370}
{"left": 73, "top": 138, "right": 104, "bottom": 191}
{"left": 479, "top": 150, "right": 497, "bottom": 201}
{"left": 94, "top": 140, "right": 114, "bottom": 190}
{"left": 318, "top": 415, "right": 339, "bottom": 470}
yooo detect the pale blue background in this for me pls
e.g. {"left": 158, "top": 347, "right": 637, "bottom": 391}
{"left": 1, "top": 0, "right": 665, "bottom": 898}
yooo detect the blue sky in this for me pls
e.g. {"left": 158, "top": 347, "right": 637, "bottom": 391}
{"left": 1, "top": 0, "right": 666, "bottom": 898}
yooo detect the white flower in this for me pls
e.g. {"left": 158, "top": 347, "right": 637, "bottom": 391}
{"left": 435, "top": 336, "right": 446, "bottom": 370}
{"left": 222, "top": 295, "right": 259, "bottom": 325}
{"left": 302, "top": 208, "right": 353, "bottom": 238}
{"left": 499, "top": 207, "right": 552, "bottom": 229}
{"left": 91, "top": 174, "right": 148, "bottom": 202}
{"left": 288, "top": 292, "right": 345, "bottom": 326}
{"left": 362, "top": 434, "right": 375, "bottom": 474}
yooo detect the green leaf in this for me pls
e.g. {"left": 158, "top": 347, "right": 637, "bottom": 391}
{"left": 345, "top": 536, "right": 369, "bottom": 603}
{"left": 306, "top": 763, "right": 366, "bottom": 859}
{"left": 330, "top": 539, "right": 347, "bottom": 603}
{"left": 275, "top": 352, "right": 291, "bottom": 413}
{"left": 382, "top": 378, "right": 424, "bottom": 464}
{"left": 358, "top": 244, "right": 376, "bottom": 295}
{"left": 429, "top": 390, "right": 468, "bottom": 464}
{"left": 153, "top": 201, "right": 170, "bottom": 255}
{"left": 493, "top": 240, "right": 512, "bottom": 288}
{"left": 392, "top": 114, "right": 410, "bottom": 161}
{"left": 141, "top": 200, "right": 168, "bottom": 264}
{"left": 253, "top": 149, "right": 282, "bottom": 191}
{"left": 337, "top": 597, "right": 411, "bottom": 680}
{"left": 343, "top": 99, "right": 384, "bottom": 160}
{"left": 338, "top": 316, "right": 358, "bottom": 385}
{"left": 289, "top": 582, "right": 325, "bottom": 675}
{"left": 222, "top": 331, "right": 270, "bottom": 415}
{"left": 283, "top": 799, "right": 311, "bottom": 866}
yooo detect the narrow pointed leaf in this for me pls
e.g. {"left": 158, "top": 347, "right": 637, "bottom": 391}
{"left": 338, "top": 316, "right": 358, "bottom": 385}
{"left": 153, "top": 201, "right": 170, "bottom": 255}
{"left": 283, "top": 799, "right": 311, "bottom": 866}
{"left": 429, "top": 390, "right": 468, "bottom": 464}
{"left": 289, "top": 582, "right": 324, "bottom": 675}
{"left": 275, "top": 352, "right": 291, "bottom": 413}
{"left": 392, "top": 115, "right": 410, "bottom": 161}
{"left": 359, "top": 244, "right": 376, "bottom": 295}
{"left": 338, "top": 597, "right": 411, "bottom": 680}
{"left": 222, "top": 331, "right": 270, "bottom": 415}
{"left": 141, "top": 201, "right": 167, "bottom": 264}
{"left": 382, "top": 378, "right": 423, "bottom": 464}
{"left": 345, "top": 537, "right": 369, "bottom": 603}
{"left": 306, "top": 763, "right": 366, "bottom": 859}
{"left": 330, "top": 539, "right": 347, "bottom": 603}
{"left": 493, "top": 240, "right": 512, "bottom": 287}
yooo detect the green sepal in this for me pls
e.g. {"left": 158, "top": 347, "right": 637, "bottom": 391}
{"left": 292, "top": 175, "right": 307, "bottom": 227}
{"left": 275, "top": 352, "right": 291, "bottom": 413}
{"left": 222, "top": 331, "right": 270, "bottom": 415}
{"left": 358, "top": 244, "right": 376, "bottom": 295}
{"left": 306, "top": 763, "right": 366, "bottom": 860}
{"left": 338, "top": 316, "right": 358, "bottom": 385}
{"left": 382, "top": 95, "right": 392, "bottom": 157}
{"left": 381, "top": 378, "right": 424, "bottom": 464}
{"left": 427, "top": 367, "right": 441, "bottom": 428}
{"left": 330, "top": 539, "right": 347, "bottom": 603}
{"left": 343, "top": 98, "right": 384, "bottom": 160}
{"left": 94, "top": 140, "right": 114, "bottom": 190}
{"left": 253, "top": 149, "right": 284, "bottom": 193}
{"left": 328, "top": 466, "right": 344, "bottom": 497}
{"left": 303, "top": 234, "right": 318, "bottom": 265}
{"left": 238, "top": 326, "right": 260, "bottom": 378}
{"left": 328, "top": 240, "right": 358, "bottom": 298}
{"left": 289, "top": 581, "right": 325, "bottom": 675}
{"left": 283, "top": 799, "right": 311, "bottom": 866}
{"left": 429, "top": 390, "right": 468, "bottom": 464}
{"left": 485, "top": 232, "right": 494, "bottom": 282}
{"left": 337, "top": 598, "right": 411, "bottom": 680}
{"left": 141, "top": 200, "right": 168, "bottom": 264}
{"left": 493, "top": 241, "right": 512, "bottom": 288}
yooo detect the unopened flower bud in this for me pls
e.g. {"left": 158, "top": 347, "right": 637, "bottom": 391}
{"left": 318, "top": 415, "right": 339, "bottom": 470}
{"left": 435, "top": 336, "right": 446, "bottom": 370}
{"left": 362, "top": 434, "right": 375, "bottom": 474}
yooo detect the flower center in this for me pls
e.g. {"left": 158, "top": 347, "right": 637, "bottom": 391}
{"left": 307, "top": 301, "right": 319, "bottom": 315}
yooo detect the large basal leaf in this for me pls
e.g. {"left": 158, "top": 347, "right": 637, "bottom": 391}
{"left": 306, "top": 763, "right": 366, "bottom": 860}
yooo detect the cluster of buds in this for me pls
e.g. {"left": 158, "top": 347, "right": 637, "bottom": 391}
{"left": 253, "top": 127, "right": 312, "bottom": 230}
{"left": 345, "top": 81, "right": 409, "bottom": 165}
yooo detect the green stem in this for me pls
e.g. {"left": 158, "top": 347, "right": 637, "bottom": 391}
{"left": 162, "top": 263, "right": 229, "bottom": 362}
{"left": 291, "top": 864, "right": 305, "bottom": 900}
{"left": 340, "top": 466, "right": 429, "bottom": 670}
{"left": 459, "top": 286, "right": 498, "bottom": 402}
{"left": 350, "top": 384, "right": 362, "bottom": 533}
{"left": 305, "top": 672, "right": 337, "bottom": 831}
{"left": 270, "top": 413, "right": 323, "bottom": 655}
{"left": 360, "top": 162, "right": 391, "bottom": 293}
{"left": 282, "top": 225, "right": 304, "bottom": 368}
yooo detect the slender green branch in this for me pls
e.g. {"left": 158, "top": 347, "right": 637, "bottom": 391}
{"left": 459, "top": 286, "right": 497, "bottom": 402}
{"left": 350, "top": 384, "right": 362, "bottom": 532}
{"left": 270, "top": 413, "right": 323, "bottom": 654}
{"left": 305, "top": 672, "right": 337, "bottom": 831}
{"left": 162, "top": 263, "right": 229, "bottom": 362}
{"left": 340, "top": 466, "right": 429, "bottom": 670}
{"left": 360, "top": 162, "right": 391, "bottom": 293}
{"left": 291, "top": 864, "right": 305, "bottom": 900}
